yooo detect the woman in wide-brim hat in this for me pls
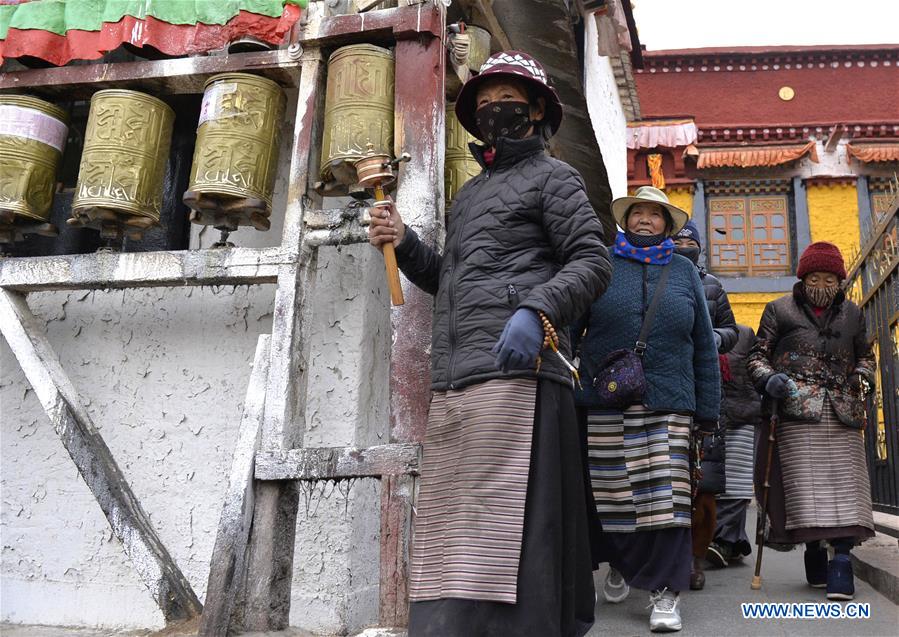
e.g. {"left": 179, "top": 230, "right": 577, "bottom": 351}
{"left": 369, "top": 50, "right": 612, "bottom": 636}
{"left": 747, "top": 241, "right": 875, "bottom": 601}
{"left": 571, "top": 185, "right": 721, "bottom": 633}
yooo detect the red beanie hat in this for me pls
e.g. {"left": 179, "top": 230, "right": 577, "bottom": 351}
{"left": 797, "top": 241, "right": 847, "bottom": 280}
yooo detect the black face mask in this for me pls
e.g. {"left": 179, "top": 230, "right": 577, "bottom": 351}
{"left": 475, "top": 100, "right": 533, "bottom": 145}
{"left": 624, "top": 231, "right": 666, "bottom": 248}
{"left": 675, "top": 246, "right": 701, "bottom": 265}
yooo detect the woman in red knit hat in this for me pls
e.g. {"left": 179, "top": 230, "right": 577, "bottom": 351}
{"left": 747, "top": 241, "right": 876, "bottom": 601}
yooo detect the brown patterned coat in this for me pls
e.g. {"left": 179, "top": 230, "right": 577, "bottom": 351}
{"left": 747, "top": 282, "right": 876, "bottom": 429}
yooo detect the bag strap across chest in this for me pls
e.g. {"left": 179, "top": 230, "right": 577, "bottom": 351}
{"left": 635, "top": 262, "right": 672, "bottom": 356}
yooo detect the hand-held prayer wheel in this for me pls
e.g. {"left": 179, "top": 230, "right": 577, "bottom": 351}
{"left": 70, "top": 89, "right": 174, "bottom": 241}
{"left": 0, "top": 95, "right": 68, "bottom": 233}
{"left": 445, "top": 102, "right": 481, "bottom": 205}
{"left": 183, "top": 73, "right": 286, "bottom": 242}
{"left": 320, "top": 44, "right": 395, "bottom": 189}
{"left": 355, "top": 144, "right": 410, "bottom": 306}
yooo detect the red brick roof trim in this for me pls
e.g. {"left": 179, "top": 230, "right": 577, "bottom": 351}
{"left": 638, "top": 45, "right": 899, "bottom": 74}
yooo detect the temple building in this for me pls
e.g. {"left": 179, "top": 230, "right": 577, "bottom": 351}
{"left": 627, "top": 44, "right": 899, "bottom": 329}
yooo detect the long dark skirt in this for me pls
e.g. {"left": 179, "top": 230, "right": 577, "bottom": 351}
{"left": 595, "top": 527, "right": 692, "bottom": 592}
{"left": 408, "top": 380, "right": 596, "bottom": 637}
{"left": 714, "top": 498, "right": 752, "bottom": 557}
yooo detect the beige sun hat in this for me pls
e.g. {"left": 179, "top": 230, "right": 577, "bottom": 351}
{"left": 611, "top": 186, "right": 691, "bottom": 235}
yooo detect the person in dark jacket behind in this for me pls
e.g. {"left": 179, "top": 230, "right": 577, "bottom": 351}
{"left": 747, "top": 242, "right": 876, "bottom": 601}
{"left": 673, "top": 221, "right": 738, "bottom": 590}
{"left": 674, "top": 221, "right": 739, "bottom": 354}
{"left": 369, "top": 51, "right": 612, "bottom": 637}
{"left": 707, "top": 325, "right": 761, "bottom": 568}
{"left": 572, "top": 187, "right": 720, "bottom": 633}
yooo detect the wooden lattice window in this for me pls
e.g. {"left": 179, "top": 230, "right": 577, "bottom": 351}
{"left": 869, "top": 177, "right": 898, "bottom": 223}
{"left": 708, "top": 195, "right": 791, "bottom": 275}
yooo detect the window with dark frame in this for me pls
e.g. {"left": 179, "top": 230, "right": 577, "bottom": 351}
{"left": 868, "top": 175, "right": 897, "bottom": 224}
{"left": 707, "top": 193, "right": 792, "bottom": 276}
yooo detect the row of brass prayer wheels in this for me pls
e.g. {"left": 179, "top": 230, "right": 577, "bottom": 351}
{"left": 1, "top": 42, "right": 486, "bottom": 248}
{"left": 0, "top": 72, "right": 286, "bottom": 244}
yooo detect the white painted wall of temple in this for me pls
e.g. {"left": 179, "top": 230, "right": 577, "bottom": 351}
{"left": 583, "top": 14, "right": 629, "bottom": 200}
{"left": 1, "top": 100, "right": 392, "bottom": 634}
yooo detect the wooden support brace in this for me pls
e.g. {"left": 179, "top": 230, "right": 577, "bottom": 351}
{"left": 0, "top": 246, "right": 287, "bottom": 292}
{"left": 198, "top": 335, "right": 271, "bottom": 637}
{"left": 379, "top": 474, "right": 416, "bottom": 627}
{"left": 0, "top": 49, "right": 301, "bottom": 98}
{"left": 236, "top": 48, "right": 327, "bottom": 632}
{"left": 255, "top": 443, "right": 421, "bottom": 480}
{"left": 0, "top": 288, "right": 202, "bottom": 622}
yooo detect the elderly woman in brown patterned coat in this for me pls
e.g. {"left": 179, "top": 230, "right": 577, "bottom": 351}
{"left": 747, "top": 241, "right": 876, "bottom": 602}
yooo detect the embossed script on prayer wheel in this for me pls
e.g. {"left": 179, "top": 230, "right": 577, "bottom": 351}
{"left": 185, "top": 73, "right": 286, "bottom": 228}
{"left": 0, "top": 95, "right": 69, "bottom": 224}
{"left": 72, "top": 90, "right": 174, "bottom": 228}
{"left": 320, "top": 44, "right": 395, "bottom": 187}
{"left": 445, "top": 103, "right": 481, "bottom": 205}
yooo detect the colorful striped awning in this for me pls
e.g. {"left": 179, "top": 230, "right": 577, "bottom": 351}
{"left": 696, "top": 141, "right": 819, "bottom": 169}
{"left": 0, "top": 0, "right": 307, "bottom": 66}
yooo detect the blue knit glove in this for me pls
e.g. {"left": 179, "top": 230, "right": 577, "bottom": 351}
{"left": 713, "top": 331, "right": 723, "bottom": 351}
{"left": 765, "top": 373, "right": 794, "bottom": 399}
{"left": 492, "top": 308, "right": 543, "bottom": 372}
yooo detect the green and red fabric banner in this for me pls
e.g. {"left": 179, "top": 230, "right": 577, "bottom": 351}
{"left": 0, "top": 0, "right": 307, "bottom": 65}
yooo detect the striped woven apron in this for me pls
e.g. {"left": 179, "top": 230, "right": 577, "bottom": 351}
{"left": 719, "top": 424, "right": 755, "bottom": 500}
{"left": 778, "top": 400, "right": 874, "bottom": 532}
{"left": 409, "top": 378, "right": 538, "bottom": 604}
{"left": 587, "top": 406, "right": 693, "bottom": 533}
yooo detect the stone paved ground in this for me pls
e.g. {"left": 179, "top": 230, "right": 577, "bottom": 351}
{"left": 3, "top": 508, "right": 897, "bottom": 637}
{"left": 587, "top": 506, "right": 899, "bottom": 637}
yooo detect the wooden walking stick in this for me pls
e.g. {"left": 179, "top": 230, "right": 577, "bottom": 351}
{"left": 751, "top": 406, "right": 779, "bottom": 590}
{"left": 355, "top": 144, "right": 410, "bottom": 306}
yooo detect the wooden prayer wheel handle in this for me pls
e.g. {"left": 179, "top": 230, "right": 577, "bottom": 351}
{"left": 374, "top": 184, "right": 405, "bottom": 306}
{"left": 382, "top": 242, "right": 404, "bottom": 306}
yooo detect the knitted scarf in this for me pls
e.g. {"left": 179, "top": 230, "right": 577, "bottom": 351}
{"left": 613, "top": 231, "right": 675, "bottom": 265}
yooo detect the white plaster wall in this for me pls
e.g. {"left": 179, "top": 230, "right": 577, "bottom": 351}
{"left": 1, "top": 285, "right": 275, "bottom": 630}
{"left": 1, "top": 244, "right": 391, "bottom": 634}
{"left": 2, "top": 89, "right": 391, "bottom": 632}
{"left": 583, "top": 15, "right": 629, "bottom": 199}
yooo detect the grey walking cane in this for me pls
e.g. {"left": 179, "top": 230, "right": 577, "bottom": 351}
{"left": 751, "top": 404, "right": 778, "bottom": 590}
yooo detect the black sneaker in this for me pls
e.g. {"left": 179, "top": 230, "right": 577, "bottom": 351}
{"left": 804, "top": 544, "right": 827, "bottom": 589}
{"left": 706, "top": 542, "right": 731, "bottom": 569}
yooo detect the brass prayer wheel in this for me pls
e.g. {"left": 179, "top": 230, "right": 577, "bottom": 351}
{"left": 445, "top": 103, "right": 480, "bottom": 205}
{"left": 0, "top": 95, "right": 69, "bottom": 224}
{"left": 185, "top": 73, "right": 286, "bottom": 229}
{"left": 71, "top": 89, "right": 174, "bottom": 229}
{"left": 320, "top": 44, "right": 395, "bottom": 187}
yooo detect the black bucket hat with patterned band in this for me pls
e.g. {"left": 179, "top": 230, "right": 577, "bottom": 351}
{"left": 455, "top": 50, "right": 564, "bottom": 142}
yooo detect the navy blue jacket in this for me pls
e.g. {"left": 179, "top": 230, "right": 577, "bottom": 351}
{"left": 572, "top": 253, "right": 721, "bottom": 424}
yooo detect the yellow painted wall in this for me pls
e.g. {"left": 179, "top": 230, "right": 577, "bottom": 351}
{"left": 728, "top": 292, "right": 784, "bottom": 332}
{"left": 666, "top": 188, "right": 693, "bottom": 217}
{"left": 806, "top": 182, "right": 861, "bottom": 263}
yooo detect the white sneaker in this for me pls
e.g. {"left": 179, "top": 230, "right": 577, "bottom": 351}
{"left": 648, "top": 589, "right": 682, "bottom": 632}
{"left": 602, "top": 567, "right": 630, "bottom": 603}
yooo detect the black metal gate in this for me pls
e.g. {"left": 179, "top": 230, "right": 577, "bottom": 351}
{"left": 846, "top": 184, "right": 899, "bottom": 515}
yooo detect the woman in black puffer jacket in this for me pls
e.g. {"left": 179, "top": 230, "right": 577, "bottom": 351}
{"left": 370, "top": 51, "right": 611, "bottom": 637}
